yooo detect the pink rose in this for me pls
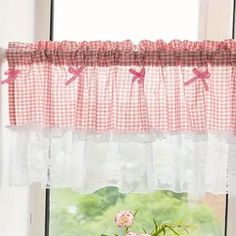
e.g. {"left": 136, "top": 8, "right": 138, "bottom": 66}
{"left": 125, "top": 233, "right": 137, "bottom": 236}
{"left": 115, "top": 210, "right": 134, "bottom": 227}
{"left": 125, "top": 233, "right": 150, "bottom": 236}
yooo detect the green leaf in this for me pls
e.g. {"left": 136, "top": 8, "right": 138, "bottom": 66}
{"left": 162, "top": 225, "right": 166, "bottom": 235}
{"left": 152, "top": 225, "right": 165, "bottom": 236}
{"left": 156, "top": 227, "right": 164, "bottom": 235}
{"left": 153, "top": 218, "right": 158, "bottom": 231}
{"left": 133, "top": 209, "right": 139, "bottom": 217}
{"left": 142, "top": 227, "right": 147, "bottom": 234}
{"left": 184, "top": 227, "right": 189, "bottom": 233}
{"left": 165, "top": 225, "right": 180, "bottom": 235}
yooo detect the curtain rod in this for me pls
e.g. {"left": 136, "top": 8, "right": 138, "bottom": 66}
{"left": 0, "top": 48, "right": 6, "bottom": 62}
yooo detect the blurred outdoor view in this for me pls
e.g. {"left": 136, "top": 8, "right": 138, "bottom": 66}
{"left": 50, "top": 187, "right": 226, "bottom": 236}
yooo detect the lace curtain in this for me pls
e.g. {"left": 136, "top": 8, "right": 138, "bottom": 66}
{"left": 2, "top": 40, "right": 236, "bottom": 198}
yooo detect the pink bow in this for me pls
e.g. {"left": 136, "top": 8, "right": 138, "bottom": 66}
{"left": 1, "top": 69, "right": 21, "bottom": 85}
{"left": 129, "top": 67, "right": 145, "bottom": 84}
{"left": 184, "top": 68, "right": 210, "bottom": 91}
{"left": 65, "top": 66, "right": 85, "bottom": 86}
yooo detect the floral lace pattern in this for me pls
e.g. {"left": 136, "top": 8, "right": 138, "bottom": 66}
{"left": 8, "top": 127, "right": 236, "bottom": 198}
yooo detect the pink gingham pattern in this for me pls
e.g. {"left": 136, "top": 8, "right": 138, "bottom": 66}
{"left": 6, "top": 40, "right": 236, "bottom": 133}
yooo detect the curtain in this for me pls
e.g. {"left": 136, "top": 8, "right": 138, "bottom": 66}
{"left": 2, "top": 40, "right": 236, "bottom": 198}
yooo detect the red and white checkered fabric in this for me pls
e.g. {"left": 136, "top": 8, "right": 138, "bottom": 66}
{"left": 5, "top": 40, "right": 236, "bottom": 133}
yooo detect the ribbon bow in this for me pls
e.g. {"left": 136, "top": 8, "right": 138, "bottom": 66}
{"left": 1, "top": 69, "right": 21, "bottom": 85}
{"left": 65, "top": 66, "right": 85, "bottom": 86}
{"left": 129, "top": 67, "right": 145, "bottom": 84}
{"left": 184, "top": 68, "right": 210, "bottom": 91}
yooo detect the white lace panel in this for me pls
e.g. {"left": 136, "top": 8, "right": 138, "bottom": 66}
{"left": 8, "top": 127, "right": 236, "bottom": 198}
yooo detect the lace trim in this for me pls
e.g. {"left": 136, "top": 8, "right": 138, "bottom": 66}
{"left": 7, "top": 127, "right": 236, "bottom": 198}
{"left": 7, "top": 125, "right": 236, "bottom": 143}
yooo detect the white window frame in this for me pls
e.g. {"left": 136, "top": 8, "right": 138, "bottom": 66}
{"left": 29, "top": 1, "right": 236, "bottom": 236}
{"left": 29, "top": 1, "right": 51, "bottom": 236}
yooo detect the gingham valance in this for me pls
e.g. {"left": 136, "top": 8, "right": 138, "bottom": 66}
{"left": 2, "top": 40, "right": 236, "bottom": 196}
{"left": 5, "top": 40, "right": 236, "bottom": 133}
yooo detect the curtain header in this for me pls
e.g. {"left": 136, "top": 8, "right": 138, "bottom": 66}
{"left": 7, "top": 40, "right": 236, "bottom": 67}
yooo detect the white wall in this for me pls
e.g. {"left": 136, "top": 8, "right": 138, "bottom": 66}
{"left": 0, "top": 1, "right": 35, "bottom": 236}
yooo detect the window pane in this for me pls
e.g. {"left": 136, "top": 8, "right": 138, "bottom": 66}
{"left": 50, "top": 188, "right": 225, "bottom": 236}
{"left": 54, "top": 0, "right": 199, "bottom": 42}
{"left": 51, "top": 1, "right": 227, "bottom": 236}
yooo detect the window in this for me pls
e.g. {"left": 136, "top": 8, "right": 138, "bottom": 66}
{"left": 1, "top": 1, "right": 235, "bottom": 236}
{"left": 44, "top": 1, "right": 234, "bottom": 236}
